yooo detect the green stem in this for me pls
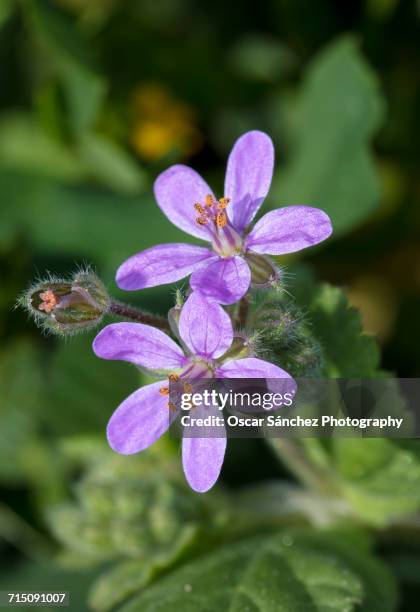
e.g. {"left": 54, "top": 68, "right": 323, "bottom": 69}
{"left": 268, "top": 438, "right": 340, "bottom": 495}
{"left": 109, "top": 300, "right": 170, "bottom": 332}
{"left": 236, "top": 295, "right": 250, "bottom": 329}
{"left": 0, "top": 503, "right": 53, "bottom": 561}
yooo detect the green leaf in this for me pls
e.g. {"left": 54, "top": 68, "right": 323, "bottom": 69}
{"left": 272, "top": 36, "right": 385, "bottom": 235}
{"left": 229, "top": 35, "right": 297, "bottom": 82}
{"left": 47, "top": 439, "right": 231, "bottom": 610}
{"left": 331, "top": 438, "right": 420, "bottom": 524}
{"left": 0, "top": 168, "right": 194, "bottom": 277}
{"left": 47, "top": 442, "right": 218, "bottom": 566}
{"left": 25, "top": 0, "right": 106, "bottom": 134}
{"left": 254, "top": 271, "right": 419, "bottom": 525}
{"left": 79, "top": 133, "right": 146, "bottom": 194}
{"left": 0, "top": 113, "right": 84, "bottom": 181}
{"left": 0, "top": 339, "right": 44, "bottom": 482}
{"left": 118, "top": 530, "right": 397, "bottom": 612}
{"left": 252, "top": 273, "right": 379, "bottom": 377}
{"left": 88, "top": 526, "right": 198, "bottom": 612}
{"left": 302, "top": 282, "right": 380, "bottom": 377}
{"left": 0, "top": 0, "right": 15, "bottom": 28}
{"left": 48, "top": 334, "right": 139, "bottom": 435}
{"left": 296, "top": 435, "right": 420, "bottom": 526}
{"left": 0, "top": 560, "right": 96, "bottom": 612}
{"left": 286, "top": 268, "right": 380, "bottom": 377}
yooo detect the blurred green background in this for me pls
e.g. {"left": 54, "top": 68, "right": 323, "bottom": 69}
{"left": 1, "top": 0, "right": 420, "bottom": 610}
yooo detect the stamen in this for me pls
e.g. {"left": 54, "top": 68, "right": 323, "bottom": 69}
{"left": 183, "top": 382, "right": 193, "bottom": 393}
{"left": 168, "top": 373, "right": 180, "bottom": 382}
{"left": 216, "top": 211, "right": 227, "bottom": 228}
{"left": 168, "top": 401, "right": 177, "bottom": 412}
{"left": 159, "top": 386, "right": 169, "bottom": 395}
{"left": 38, "top": 289, "right": 59, "bottom": 313}
{"left": 194, "top": 194, "right": 231, "bottom": 231}
{"left": 194, "top": 203, "right": 205, "bottom": 214}
{"left": 218, "top": 197, "right": 230, "bottom": 209}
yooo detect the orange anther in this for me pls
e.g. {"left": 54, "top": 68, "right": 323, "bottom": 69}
{"left": 218, "top": 197, "right": 230, "bottom": 209}
{"left": 216, "top": 211, "right": 227, "bottom": 228}
{"left": 38, "top": 289, "right": 58, "bottom": 313}
{"left": 159, "top": 386, "right": 170, "bottom": 395}
{"left": 194, "top": 203, "right": 205, "bottom": 214}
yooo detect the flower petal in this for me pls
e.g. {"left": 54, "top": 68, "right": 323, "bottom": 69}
{"left": 217, "top": 356, "right": 292, "bottom": 378}
{"left": 224, "top": 131, "right": 274, "bottom": 232}
{"left": 178, "top": 291, "right": 233, "bottom": 359}
{"left": 107, "top": 381, "right": 178, "bottom": 454}
{"left": 217, "top": 357, "right": 297, "bottom": 397}
{"left": 246, "top": 206, "right": 333, "bottom": 255}
{"left": 93, "top": 322, "right": 185, "bottom": 371}
{"left": 116, "top": 243, "right": 214, "bottom": 290}
{"left": 182, "top": 403, "right": 226, "bottom": 492}
{"left": 190, "top": 256, "right": 251, "bottom": 305}
{"left": 154, "top": 164, "right": 215, "bottom": 240}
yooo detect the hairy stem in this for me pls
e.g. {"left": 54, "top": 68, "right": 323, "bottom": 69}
{"left": 109, "top": 300, "right": 170, "bottom": 332}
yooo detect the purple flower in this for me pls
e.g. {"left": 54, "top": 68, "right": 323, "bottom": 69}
{"left": 116, "top": 130, "right": 333, "bottom": 304}
{"left": 93, "top": 292, "right": 295, "bottom": 492}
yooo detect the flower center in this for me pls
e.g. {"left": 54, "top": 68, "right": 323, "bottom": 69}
{"left": 181, "top": 357, "right": 215, "bottom": 379}
{"left": 193, "top": 194, "right": 243, "bottom": 257}
{"left": 159, "top": 359, "right": 215, "bottom": 411}
{"left": 38, "top": 289, "right": 59, "bottom": 313}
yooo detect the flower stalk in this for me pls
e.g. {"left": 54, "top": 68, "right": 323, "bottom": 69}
{"left": 109, "top": 300, "right": 170, "bottom": 332}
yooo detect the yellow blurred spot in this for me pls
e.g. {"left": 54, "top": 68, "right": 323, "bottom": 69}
{"left": 130, "top": 83, "right": 202, "bottom": 161}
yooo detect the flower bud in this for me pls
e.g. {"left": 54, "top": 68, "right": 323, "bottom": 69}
{"left": 280, "top": 335, "right": 324, "bottom": 377}
{"left": 251, "top": 292, "right": 325, "bottom": 377}
{"left": 20, "top": 270, "right": 110, "bottom": 335}
{"left": 168, "top": 289, "right": 185, "bottom": 339}
{"left": 254, "top": 301, "right": 302, "bottom": 348}
{"left": 168, "top": 306, "right": 181, "bottom": 338}
{"left": 246, "top": 252, "right": 279, "bottom": 287}
{"left": 219, "top": 333, "right": 259, "bottom": 362}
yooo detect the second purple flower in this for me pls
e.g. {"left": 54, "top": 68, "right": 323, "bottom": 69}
{"left": 93, "top": 292, "right": 296, "bottom": 493}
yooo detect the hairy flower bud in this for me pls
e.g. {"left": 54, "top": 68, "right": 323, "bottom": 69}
{"left": 168, "top": 305, "right": 181, "bottom": 338}
{"left": 250, "top": 291, "right": 325, "bottom": 377}
{"left": 258, "top": 305, "right": 303, "bottom": 348}
{"left": 167, "top": 289, "right": 185, "bottom": 339}
{"left": 19, "top": 269, "right": 110, "bottom": 335}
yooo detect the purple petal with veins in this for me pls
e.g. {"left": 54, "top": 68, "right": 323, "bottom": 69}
{"left": 116, "top": 243, "right": 214, "bottom": 290}
{"left": 178, "top": 291, "right": 233, "bottom": 359}
{"left": 93, "top": 322, "right": 185, "bottom": 371}
{"left": 224, "top": 131, "right": 274, "bottom": 232}
{"left": 182, "top": 402, "right": 226, "bottom": 493}
{"left": 190, "top": 256, "right": 251, "bottom": 305}
{"left": 107, "top": 381, "right": 179, "bottom": 454}
{"left": 154, "top": 165, "right": 214, "bottom": 241}
{"left": 246, "top": 206, "right": 333, "bottom": 255}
